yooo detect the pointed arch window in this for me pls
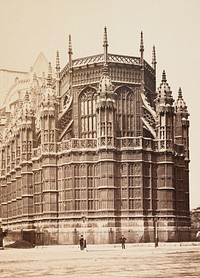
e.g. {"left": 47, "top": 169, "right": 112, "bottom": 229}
{"left": 79, "top": 88, "right": 97, "bottom": 138}
{"left": 116, "top": 87, "right": 135, "bottom": 137}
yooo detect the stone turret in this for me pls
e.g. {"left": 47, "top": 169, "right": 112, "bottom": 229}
{"left": 40, "top": 62, "right": 58, "bottom": 147}
{"left": 174, "top": 87, "right": 190, "bottom": 159}
{"left": 155, "top": 70, "right": 174, "bottom": 150}
{"left": 174, "top": 87, "right": 190, "bottom": 224}
{"left": 39, "top": 61, "right": 58, "bottom": 225}
{"left": 96, "top": 28, "right": 117, "bottom": 215}
{"left": 155, "top": 71, "right": 176, "bottom": 224}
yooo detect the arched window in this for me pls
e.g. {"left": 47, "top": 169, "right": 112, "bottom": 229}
{"left": 79, "top": 88, "right": 97, "bottom": 138}
{"left": 116, "top": 87, "right": 135, "bottom": 137}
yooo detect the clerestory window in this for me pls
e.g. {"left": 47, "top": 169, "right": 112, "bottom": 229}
{"left": 116, "top": 87, "right": 135, "bottom": 137}
{"left": 79, "top": 88, "right": 97, "bottom": 138}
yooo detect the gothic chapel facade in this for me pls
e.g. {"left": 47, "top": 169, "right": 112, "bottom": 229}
{"left": 0, "top": 28, "right": 190, "bottom": 244}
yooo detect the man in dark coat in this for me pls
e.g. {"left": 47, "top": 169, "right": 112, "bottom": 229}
{"left": 79, "top": 235, "right": 84, "bottom": 250}
{"left": 120, "top": 235, "right": 126, "bottom": 249}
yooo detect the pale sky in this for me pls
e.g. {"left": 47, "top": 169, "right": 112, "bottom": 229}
{"left": 0, "top": 0, "right": 200, "bottom": 209}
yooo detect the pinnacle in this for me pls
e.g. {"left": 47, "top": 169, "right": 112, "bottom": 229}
{"left": 47, "top": 62, "right": 52, "bottom": 87}
{"left": 103, "top": 27, "right": 108, "bottom": 47}
{"left": 162, "top": 70, "right": 167, "bottom": 83}
{"left": 152, "top": 45, "right": 156, "bottom": 64}
{"left": 140, "top": 31, "right": 144, "bottom": 52}
{"left": 56, "top": 50, "right": 60, "bottom": 70}
{"left": 24, "top": 90, "right": 29, "bottom": 102}
{"left": 178, "top": 87, "right": 182, "bottom": 99}
{"left": 68, "top": 34, "right": 73, "bottom": 55}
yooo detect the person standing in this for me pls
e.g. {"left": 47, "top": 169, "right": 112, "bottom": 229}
{"left": 120, "top": 235, "right": 126, "bottom": 249}
{"left": 79, "top": 235, "right": 84, "bottom": 250}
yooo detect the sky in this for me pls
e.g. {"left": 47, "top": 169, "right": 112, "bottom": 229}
{"left": 0, "top": 0, "right": 200, "bottom": 209}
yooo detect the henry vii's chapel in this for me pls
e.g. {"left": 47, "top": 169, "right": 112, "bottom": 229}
{"left": 0, "top": 28, "right": 190, "bottom": 244}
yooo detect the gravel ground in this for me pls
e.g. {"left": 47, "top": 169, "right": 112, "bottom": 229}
{"left": 0, "top": 243, "right": 200, "bottom": 277}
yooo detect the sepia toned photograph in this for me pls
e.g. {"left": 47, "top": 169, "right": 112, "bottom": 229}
{"left": 0, "top": 0, "right": 200, "bottom": 277}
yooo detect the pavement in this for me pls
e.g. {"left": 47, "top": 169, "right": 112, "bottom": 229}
{"left": 0, "top": 242, "right": 200, "bottom": 277}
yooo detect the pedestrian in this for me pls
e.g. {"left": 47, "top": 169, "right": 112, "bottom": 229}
{"left": 120, "top": 235, "right": 126, "bottom": 249}
{"left": 79, "top": 235, "right": 84, "bottom": 250}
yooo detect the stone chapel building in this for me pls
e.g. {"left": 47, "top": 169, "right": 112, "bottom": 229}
{"left": 0, "top": 28, "right": 190, "bottom": 244}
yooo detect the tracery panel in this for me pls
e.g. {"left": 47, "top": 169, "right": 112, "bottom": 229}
{"left": 79, "top": 88, "right": 97, "bottom": 138}
{"left": 116, "top": 87, "right": 135, "bottom": 137}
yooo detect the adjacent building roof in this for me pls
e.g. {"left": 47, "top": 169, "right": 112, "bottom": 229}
{"left": 0, "top": 52, "right": 50, "bottom": 111}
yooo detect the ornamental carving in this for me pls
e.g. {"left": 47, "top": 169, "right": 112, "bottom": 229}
{"left": 107, "top": 138, "right": 112, "bottom": 146}
{"left": 134, "top": 163, "right": 141, "bottom": 175}
{"left": 100, "top": 138, "right": 106, "bottom": 146}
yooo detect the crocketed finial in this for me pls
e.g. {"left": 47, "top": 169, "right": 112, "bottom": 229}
{"left": 56, "top": 50, "right": 60, "bottom": 71}
{"left": 175, "top": 87, "right": 188, "bottom": 114}
{"left": 152, "top": 45, "right": 156, "bottom": 65}
{"left": 24, "top": 90, "right": 30, "bottom": 102}
{"left": 103, "top": 27, "right": 108, "bottom": 47}
{"left": 103, "top": 27, "right": 108, "bottom": 63}
{"left": 47, "top": 62, "right": 52, "bottom": 87}
{"left": 178, "top": 87, "right": 182, "bottom": 99}
{"left": 68, "top": 34, "right": 73, "bottom": 70}
{"left": 161, "top": 70, "right": 167, "bottom": 83}
{"left": 68, "top": 34, "right": 73, "bottom": 55}
{"left": 140, "top": 31, "right": 144, "bottom": 53}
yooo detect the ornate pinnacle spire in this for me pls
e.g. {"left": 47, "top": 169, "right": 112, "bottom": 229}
{"left": 156, "top": 70, "right": 174, "bottom": 106}
{"left": 68, "top": 34, "right": 73, "bottom": 69}
{"left": 103, "top": 27, "right": 108, "bottom": 47}
{"left": 56, "top": 50, "right": 60, "bottom": 72}
{"left": 103, "top": 27, "right": 108, "bottom": 63}
{"left": 19, "top": 98, "right": 23, "bottom": 108}
{"left": 47, "top": 62, "right": 52, "bottom": 87}
{"left": 55, "top": 50, "right": 60, "bottom": 97}
{"left": 152, "top": 45, "right": 156, "bottom": 66}
{"left": 178, "top": 87, "right": 183, "bottom": 99}
{"left": 161, "top": 70, "right": 167, "bottom": 83}
{"left": 24, "top": 90, "right": 30, "bottom": 102}
{"left": 175, "top": 87, "right": 188, "bottom": 114}
{"left": 68, "top": 34, "right": 73, "bottom": 55}
{"left": 140, "top": 31, "right": 144, "bottom": 53}
{"left": 23, "top": 90, "right": 32, "bottom": 116}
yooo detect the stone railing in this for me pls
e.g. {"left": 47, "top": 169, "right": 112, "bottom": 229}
{"left": 57, "top": 138, "right": 97, "bottom": 152}
{"left": 108, "top": 54, "right": 140, "bottom": 65}
{"left": 73, "top": 54, "right": 104, "bottom": 67}
{"left": 116, "top": 137, "right": 156, "bottom": 151}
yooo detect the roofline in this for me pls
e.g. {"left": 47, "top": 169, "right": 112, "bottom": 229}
{"left": 60, "top": 52, "right": 154, "bottom": 79}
